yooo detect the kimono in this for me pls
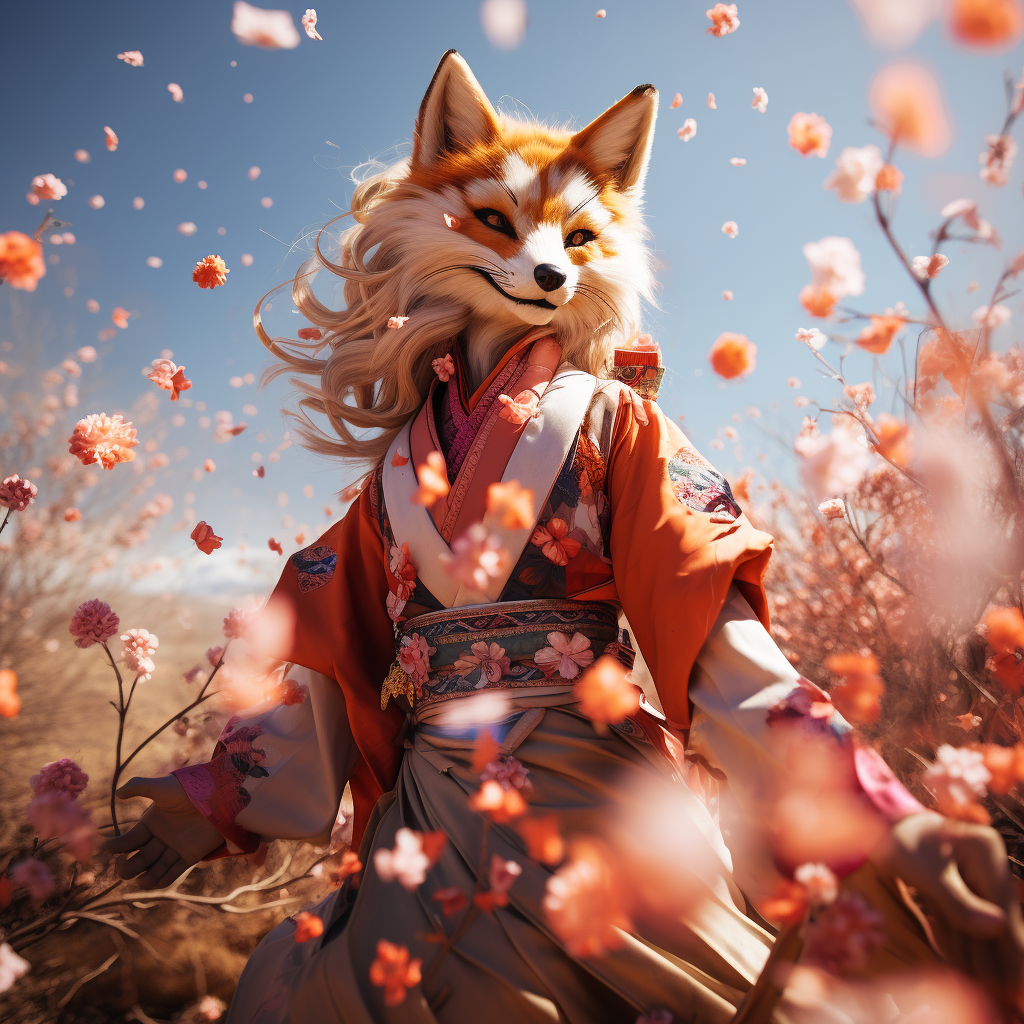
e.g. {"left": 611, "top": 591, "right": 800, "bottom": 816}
{"left": 173, "top": 332, "right": 930, "bottom": 1024}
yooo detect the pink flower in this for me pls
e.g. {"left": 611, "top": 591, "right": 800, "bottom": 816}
{"left": 183, "top": 665, "right": 203, "bottom": 684}
{"left": 442, "top": 524, "right": 511, "bottom": 590}
{"left": 0, "top": 474, "right": 37, "bottom": 512}
{"left": 197, "top": 996, "right": 226, "bottom": 1021}
{"left": 373, "top": 827, "right": 431, "bottom": 890}
{"left": 803, "top": 236, "right": 865, "bottom": 302}
{"left": 796, "top": 327, "right": 827, "bottom": 351}
{"left": 68, "top": 413, "right": 138, "bottom": 470}
{"left": 530, "top": 518, "right": 582, "bottom": 566}
{"left": 677, "top": 118, "right": 697, "bottom": 141}
{"left": 481, "top": 755, "right": 531, "bottom": 792}
{"left": 788, "top": 112, "right": 832, "bottom": 158}
{"left": 369, "top": 940, "right": 422, "bottom": 1007}
{"left": 389, "top": 542, "right": 417, "bottom": 600}
{"left": 191, "top": 521, "right": 223, "bottom": 554}
{"left": 534, "top": 632, "right": 594, "bottom": 679}
{"left": 104, "top": 126, "right": 118, "bottom": 152}
{"left": 206, "top": 646, "right": 224, "bottom": 666}
{"left": 817, "top": 498, "right": 845, "bottom": 521}
{"left": 803, "top": 892, "right": 884, "bottom": 973}
{"left": 980, "top": 134, "right": 1017, "bottom": 185}
{"left": 223, "top": 607, "right": 258, "bottom": 640}
{"left": 973, "top": 304, "right": 1012, "bottom": 329}
{"left": 11, "top": 859, "right": 55, "bottom": 903}
{"left": 454, "top": 641, "right": 512, "bottom": 685}
{"left": 475, "top": 853, "right": 522, "bottom": 910}
{"left": 398, "top": 633, "right": 436, "bottom": 689}
{"left": 912, "top": 253, "right": 949, "bottom": 279}
{"left": 167, "top": 83, "right": 184, "bottom": 102}
{"left": 301, "top": 8, "right": 322, "bottom": 39}
{"left": 30, "top": 758, "right": 89, "bottom": 799}
{"left": 0, "top": 943, "right": 30, "bottom": 994}
{"left": 721, "top": 220, "right": 738, "bottom": 238}
{"left": 387, "top": 315, "right": 409, "bottom": 329}
{"left": 708, "top": 92, "right": 717, "bottom": 109}
{"left": 752, "top": 87, "right": 768, "bottom": 112}
{"left": 923, "top": 744, "right": 991, "bottom": 818}
{"left": 823, "top": 145, "right": 884, "bottom": 203}
{"left": 29, "top": 174, "right": 67, "bottom": 202}
{"left": 25, "top": 791, "right": 96, "bottom": 861}
{"left": 498, "top": 390, "right": 540, "bottom": 424}
{"left": 670, "top": 93, "right": 682, "bottom": 108}
{"left": 432, "top": 354, "right": 455, "bottom": 381}
{"left": 69, "top": 599, "right": 120, "bottom": 648}
{"left": 147, "top": 358, "right": 193, "bottom": 401}
{"left": 116, "top": 50, "right": 144, "bottom": 66}
{"left": 231, "top": 1, "right": 301, "bottom": 49}
{"left": 121, "top": 628, "right": 159, "bottom": 680}
{"left": 573, "top": 656, "right": 640, "bottom": 725}
{"left": 705, "top": 3, "right": 740, "bottom": 36}
{"left": 869, "top": 62, "right": 952, "bottom": 158}
{"left": 794, "top": 862, "right": 839, "bottom": 908}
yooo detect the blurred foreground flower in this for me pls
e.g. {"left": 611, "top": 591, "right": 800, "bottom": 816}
{"left": 803, "top": 892, "right": 884, "bottom": 974}
{"left": 752, "top": 87, "right": 768, "bottom": 112}
{"left": 441, "top": 524, "right": 510, "bottom": 590}
{"left": 981, "top": 605, "right": 1024, "bottom": 691}
{"left": 574, "top": 656, "right": 639, "bottom": 728}
{"left": 486, "top": 479, "right": 535, "bottom": 529}
{"left": 11, "top": 859, "right": 55, "bottom": 903}
{"left": 192, "top": 254, "right": 230, "bottom": 289}
{"left": 474, "top": 854, "right": 522, "bottom": 911}
{"left": 799, "top": 236, "right": 865, "bottom": 318}
{"left": 923, "top": 744, "right": 991, "bottom": 821}
{"left": 0, "top": 943, "right": 30, "bottom": 994}
{"left": 824, "top": 652, "right": 883, "bottom": 725}
{"left": 0, "top": 231, "right": 46, "bottom": 291}
{"left": 823, "top": 145, "right": 883, "bottom": 203}
{"left": 293, "top": 911, "right": 323, "bottom": 943}
{"left": 191, "top": 521, "right": 223, "bottom": 554}
{"left": 788, "top": 113, "right": 832, "bottom": 158}
{"left": 0, "top": 669, "right": 21, "bottom": 718}
{"left": 231, "top": 1, "right": 301, "bottom": 49}
{"left": 68, "top": 413, "right": 138, "bottom": 469}
{"left": 948, "top": 0, "right": 1024, "bottom": 46}
{"left": 709, "top": 332, "right": 756, "bottom": 379}
{"left": 26, "top": 791, "right": 96, "bottom": 861}
{"left": 412, "top": 451, "right": 450, "bottom": 505}
{"left": 869, "top": 62, "right": 952, "bottom": 157}
{"left": 369, "top": 940, "right": 421, "bottom": 1007}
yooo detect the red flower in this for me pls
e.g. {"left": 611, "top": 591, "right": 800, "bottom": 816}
{"left": 190, "top": 521, "right": 223, "bottom": 554}
{"left": 982, "top": 606, "right": 1024, "bottom": 692}
{"left": 824, "top": 652, "right": 884, "bottom": 725}
{"left": 368, "top": 940, "right": 422, "bottom": 1007}
{"left": 530, "top": 518, "right": 581, "bottom": 565}
{"left": 192, "top": 255, "right": 230, "bottom": 289}
{"left": 708, "top": 333, "right": 756, "bottom": 379}
{"left": 293, "top": 911, "right": 323, "bottom": 943}
{"left": 268, "top": 537, "right": 283, "bottom": 554}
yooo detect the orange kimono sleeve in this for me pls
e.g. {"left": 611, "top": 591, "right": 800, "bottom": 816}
{"left": 606, "top": 390, "right": 774, "bottom": 730}
{"left": 261, "top": 484, "right": 405, "bottom": 844}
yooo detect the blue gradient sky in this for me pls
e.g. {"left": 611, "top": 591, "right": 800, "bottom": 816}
{"left": 1, "top": 0, "right": 1021, "bottom": 595}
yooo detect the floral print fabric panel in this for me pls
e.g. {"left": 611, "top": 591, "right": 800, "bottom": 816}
{"left": 666, "top": 446, "right": 742, "bottom": 521}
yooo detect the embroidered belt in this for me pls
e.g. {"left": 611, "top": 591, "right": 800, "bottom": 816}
{"left": 381, "top": 599, "right": 634, "bottom": 714}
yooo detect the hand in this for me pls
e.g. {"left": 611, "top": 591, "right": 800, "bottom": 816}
{"left": 101, "top": 776, "right": 224, "bottom": 890}
{"left": 871, "top": 811, "right": 1024, "bottom": 1008}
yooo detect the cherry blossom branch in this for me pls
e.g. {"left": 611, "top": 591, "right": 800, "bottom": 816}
{"left": 0, "top": 509, "right": 11, "bottom": 537}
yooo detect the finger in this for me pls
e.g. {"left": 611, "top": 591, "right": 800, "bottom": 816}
{"left": 101, "top": 822, "right": 152, "bottom": 856}
{"left": 117, "top": 840, "right": 168, "bottom": 880}
{"left": 150, "top": 856, "right": 189, "bottom": 891}
{"left": 928, "top": 860, "right": 1007, "bottom": 938}
{"left": 953, "top": 829, "right": 1017, "bottom": 917}
{"left": 137, "top": 846, "right": 182, "bottom": 890}
{"left": 115, "top": 776, "right": 166, "bottom": 802}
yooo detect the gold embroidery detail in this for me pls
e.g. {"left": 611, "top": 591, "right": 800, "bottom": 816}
{"left": 381, "top": 660, "right": 411, "bottom": 711}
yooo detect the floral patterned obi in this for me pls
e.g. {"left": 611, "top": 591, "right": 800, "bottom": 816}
{"left": 382, "top": 599, "right": 634, "bottom": 718}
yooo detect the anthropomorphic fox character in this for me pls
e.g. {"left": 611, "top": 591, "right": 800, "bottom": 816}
{"left": 108, "top": 50, "right": 1024, "bottom": 1024}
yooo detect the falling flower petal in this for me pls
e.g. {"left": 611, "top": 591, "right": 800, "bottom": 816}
{"left": 708, "top": 92, "right": 717, "bottom": 109}
{"left": 412, "top": 451, "right": 450, "bottom": 505}
{"left": 116, "top": 50, "right": 144, "bottom": 66}
{"left": 301, "top": 8, "right": 322, "bottom": 39}
{"left": 706, "top": 3, "right": 740, "bottom": 35}
{"left": 709, "top": 333, "right": 756, "bottom": 379}
{"left": 948, "top": 0, "right": 1024, "bottom": 46}
{"left": 678, "top": 118, "right": 697, "bottom": 141}
{"left": 721, "top": 220, "right": 738, "bottom": 238}
{"left": 168, "top": 82, "right": 184, "bottom": 102}
{"left": 190, "top": 521, "right": 223, "bottom": 554}
{"left": 670, "top": 93, "right": 682, "bottom": 108}
{"left": 104, "top": 126, "right": 118, "bottom": 152}
{"left": 787, "top": 112, "right": 832, "bottom": 158}
{"left": 387, "top": 315, "right": 410, "bottom": 329}
{"left": 232, "top": 1, "right": 301, "bottom": 48}
{"left": 752, "top": 87, "right": 768, "bottom": 112}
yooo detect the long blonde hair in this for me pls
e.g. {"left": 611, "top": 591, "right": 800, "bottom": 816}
{"left": 255, "top": 152, "right": 650, "bottom": 468}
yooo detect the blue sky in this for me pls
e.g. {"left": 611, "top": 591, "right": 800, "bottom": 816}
{"left": 1, "top": 0, "right": 1021, "bottom": 595}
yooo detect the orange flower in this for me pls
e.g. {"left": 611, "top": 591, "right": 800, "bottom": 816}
{"left": 0, "top": 232, "right": 46, "bottom": 291}
{"left": 68, "top": 413, "right": 138, "bottom": 469}
{"left": 709, "top": 332, "right": 756, "bottom": 379}
{"left": 756, "top": 878, "right": 810, "bottom": 926}
{"left": 982, "top": 606, "right": 1024, "bottom": 692}
{"left": 485, "top": 480, "right": 535, "bottom": 530}
{"left": 468, "top": 778, "right": 527, "bottom": 823}
{"left": 190, "top": 521, "right": 223, "bottom": 555}
{"left": 293, "top": 911, "right": 323, "bottom": 943}
{"left": 824, "top": 652, "right": 884, "bottom": 725}
{"left": 112, "top": 307, "right": 130, "bottom": 329}
{"left": 498, "top": 390, "right": 540, "bottom": 425}
{"left": 192, "top": 254, "right": 230, "bottom": 289}
{"left": 977, "top": 742, "right": 1024, "bottom": 793}
{"left": 856, "top": 315, "right": 904, "bottom": 355}
{"left": 917, "top": 328, "right": 973, "bottom": 393}
{"left": 147, "top": 358, "right": 192, "bottom": 400}
{"left": 369, "top": 940, "right": 422, "bottom": 1007}
{"left": 787, "top": 112, "right": 832, "bottom": 158}
{"left": 874, "top": 164, "right": 904, "bottom": 193}
{"left": 518, "top": 815, "right": 566, "bottom": 865}
{"left": 471, "top": 728, "right": 501, "bottom": 774}
{"left": 869, "top": 63, "right": 952, "bottom": 158}
{"left": 0, "top": 669, "right": 20, "bottom": 718}
{"left": 268, "top": 537, "right": 283, "bottom": 554}
{"left": 948, "top": 0, "right": 1024, "bottom": 46}
{"left": 799, "top": 284, "right": 837, "bottom": 319}
{"left": 574, "top": 656, "right": 640, "bottom": 727}
{"left": 104, "top": 126, "right": 118, "bottom": 152}
{"left": 64, "top": 508, "right": 82, "bottom": 522}
{"left": 530, "top": 518, "right": 581, "bottom": 565}
{"left": 432, "top": 886, "right": 468, "bottom": 916}
{"left": 412, "top": 450, "right": 449, "bottom": 506}
{"left": 872, "top": 414, "right": 912, "bottom": 469}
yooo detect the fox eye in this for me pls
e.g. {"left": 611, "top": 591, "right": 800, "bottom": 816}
{"left": 474, "top": 208, "right": 517, "bottom": 239}
{"left": 565, "top": 227, "right": 596, "bottom": 248}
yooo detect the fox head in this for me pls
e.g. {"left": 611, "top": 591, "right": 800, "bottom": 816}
{"left": 266, "top": 50, "right": 659, "bottom": 465}
{"left": 403, "top": 50, "right": 658, "bottom": 355}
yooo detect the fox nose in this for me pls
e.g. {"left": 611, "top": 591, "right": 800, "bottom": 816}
{"left": 533, "top": 264, "right": 567, "bottom": 292}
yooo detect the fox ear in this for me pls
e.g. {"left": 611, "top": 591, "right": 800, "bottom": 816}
{"left": 413, "top": 50, "right": 501, "bottom": 168}
{"left": 572, "top": 85, "right": 659, "bottom": 192}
